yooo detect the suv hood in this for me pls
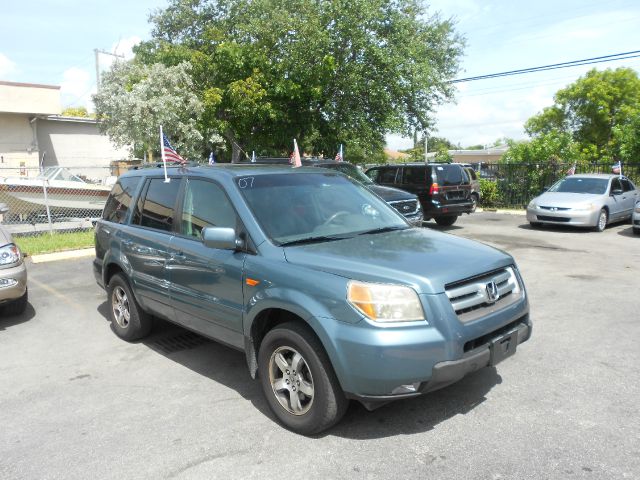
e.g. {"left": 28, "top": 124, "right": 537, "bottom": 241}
{"left": 283, "top": 228, "right": 513, "bottom": 294}
{"left": 367, "top": 184, "right": 417, "bottom": 202}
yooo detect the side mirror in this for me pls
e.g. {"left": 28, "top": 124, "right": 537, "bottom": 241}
{"left": 202, "top": 227, "right": 242, "bottom": 250}
{"left": 611, "top": 189, "right": 623, "bottom": 196}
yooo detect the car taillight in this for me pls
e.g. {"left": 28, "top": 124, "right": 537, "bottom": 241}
{"left": 429, "top": 182, "right": 440, "bottom": 195}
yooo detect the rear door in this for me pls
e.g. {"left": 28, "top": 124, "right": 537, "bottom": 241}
{"left": 167, "top": 177, "right": 246, "bottom": 348}
{"left": 122, "top": 176, "right": 182, "bottom": 320}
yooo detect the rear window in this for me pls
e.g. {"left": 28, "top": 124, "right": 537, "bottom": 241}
{"left": 434, "top": 165, "right": 465, "bottom": 185}
{"left": 102, "top": 176, "right": 141, "bottom": 224}
{"left": 136, "top": 178, "right": 181, "bottom": 232}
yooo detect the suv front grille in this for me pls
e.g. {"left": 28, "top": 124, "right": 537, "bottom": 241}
{"left": 388, "top": 199, "right": 419, "bottom": 215}
{"left": 445, "top": 267, "right": 523, "bottom": 323}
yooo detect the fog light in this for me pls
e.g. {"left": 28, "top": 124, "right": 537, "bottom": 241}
{"left": 391, "top": 382, "right": 421, "bottom": 395}
{"left": 0, "top": 278, "right": 18, "bottom": 288}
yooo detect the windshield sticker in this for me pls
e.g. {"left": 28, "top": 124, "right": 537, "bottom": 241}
{"left": 237, "top": 177, "right": 255, "bottom": 189}
{"left": 437, "top": 167, "right": 443, "bottom": 170}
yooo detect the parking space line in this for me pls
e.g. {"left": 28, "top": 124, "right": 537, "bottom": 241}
{"left": 29, "top": 276, "right": 84, "bottom": 311}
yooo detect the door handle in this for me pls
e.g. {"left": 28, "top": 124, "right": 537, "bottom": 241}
{"left": 121, "top": 239, "right": 132, "bottom": 247}
{"left": 169, "top": 251, "right": 186, "bottom": 261}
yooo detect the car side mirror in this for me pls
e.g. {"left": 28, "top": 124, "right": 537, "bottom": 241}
{"left": 202, "top": 227, "right": 243, "bottom": 250}
{"left": 611, "top": 189, "right": 623, "bottom": 196}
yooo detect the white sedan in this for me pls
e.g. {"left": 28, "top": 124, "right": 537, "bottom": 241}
{"left": 526, "top": 174, "right": 639, "bottom": 232}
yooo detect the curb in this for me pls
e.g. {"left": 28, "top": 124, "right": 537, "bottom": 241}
{"left": 29, "top": 248, "right": 94, "bottom": 264}
{"left": 477, "top": 208, "right": 526, "bottom": 216}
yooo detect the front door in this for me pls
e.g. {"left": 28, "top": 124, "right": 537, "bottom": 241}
{"left": 167, "top": 178, "right": 246, "bottom": 348}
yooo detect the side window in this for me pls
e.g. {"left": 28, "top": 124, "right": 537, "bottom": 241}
{"left": 102, "top": 176, "right": 141, "bottom": 224}
{"left": 180, "top": 179, "right": 237, "bottom": 239}
{"left": 402, "top": 166, "right": 426, "bottom": 185}
{"left": 466, "top": 168, "right": 477, "bottom": 180}
{"left": 621, "top": 179, "right": 633, "bottom": 192}
{"left": 379, "top": 167, "right": 398, "bottom": 183}
{"left": 610, "top": 178, "right": 622, "bottom": 193}
{"left": 137, "top": 178, "right": 181, "bottom": 232}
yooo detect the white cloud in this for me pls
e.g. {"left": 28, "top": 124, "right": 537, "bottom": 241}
{"left": 60, "top": 67, "right": 95, "bottom": 112}
{"left": 0, "top": 53, "right": 17, "bottom": 78}
{"left": 99, "top": 36, "right": 142, "bottom": 71}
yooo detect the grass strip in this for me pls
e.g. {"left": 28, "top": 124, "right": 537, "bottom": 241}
{"left": 14, "top": 230, "right": 94, "bottom": 256}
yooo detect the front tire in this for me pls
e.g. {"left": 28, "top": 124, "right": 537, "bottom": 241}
{"left": 258, "top": 322, "right": 348, "bottom": 435}
{"left": 594, "top": 209, "right": 608, "bottom": 232}
{"left": 434, "top": 215, "right": 458, "bottom": 226}
{"left": 107, "top": 273, "right": 152, "bottom": 341}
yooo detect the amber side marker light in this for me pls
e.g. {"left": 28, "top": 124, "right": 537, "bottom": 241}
{"left": 246, "top": 278, "right": 260, "bottom": 287}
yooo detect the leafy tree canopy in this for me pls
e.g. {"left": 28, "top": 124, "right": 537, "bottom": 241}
{"left": 93, "top": 61, "right": 204, "bottom": 161}
{"left": 132, "top": 0, "right": 463, "bottom": 162}
{"left": 524, "top": 67, "right": 640, "bottom": 162}
{"left": 61, "top": 107, "right": 93, "bottom": 118}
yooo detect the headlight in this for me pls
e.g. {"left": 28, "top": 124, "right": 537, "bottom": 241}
{"left": 572, "top": 203, "right": 596, "bottom": 212}
{"left": 527, "top": 200, "right": 537, "bottom": 209}
{"left": 635, "top": 204, "right": 640, "bottom": 213}
{"left": 0, "top": 243, "right": 21, "bottom": 266}
{"left": 347, "top": 281, "right": 425, "bottom": 323}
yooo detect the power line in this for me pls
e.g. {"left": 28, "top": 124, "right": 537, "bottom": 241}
{"left": 452, "top": 50, "right": 640, "bottom": 83}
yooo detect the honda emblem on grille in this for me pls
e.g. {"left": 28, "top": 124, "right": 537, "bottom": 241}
{"left": 486, "top": 281, "right": 499, "bottom": 303}
{"left": 403, "top": 205, "right": 410, "bottom": 211}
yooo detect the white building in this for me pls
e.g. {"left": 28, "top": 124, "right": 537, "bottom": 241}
{"left": 0, "top": 80, "right": 129, "bottom": 178}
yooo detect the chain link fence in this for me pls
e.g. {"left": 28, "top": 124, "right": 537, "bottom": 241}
{"left": 0, "top": 166, "right": 116, "bottom": 236}
{"left": 479, "top": 161, "right": 640, "bottom": 208}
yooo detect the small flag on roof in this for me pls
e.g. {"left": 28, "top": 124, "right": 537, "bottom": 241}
{"left": 335, "top": 144, "right": 343, "bottom": 162}
{"left": 566, "top": 163, "right": 576, "bottom": 175}
{"left": 290, "top": 139, "right": 302, "bottom": 168}
{"left": 251, "top": 151, "right": 256, "bottom": 163}
{"left": 208, "top": 152, "right": 216, "bottom": 165}
{"left": 162, "top": 132, "right": 186, "bottom": 164}
{"left": 611, "top": 161, "right": 622, "bottom": 175}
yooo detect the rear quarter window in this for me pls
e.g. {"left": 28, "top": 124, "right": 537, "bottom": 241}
{"left": 102, "top": 176, "right": 141, "bottom": 224}
{"left": 136, "top": 178, "right": 182, "bottom": 232}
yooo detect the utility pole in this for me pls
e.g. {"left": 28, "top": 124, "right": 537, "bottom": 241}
{"left": 424, "top": 133, "right": 428, "bottom": 163}
{"left": 94, "top": 49, "right": 125, "bottom": 91}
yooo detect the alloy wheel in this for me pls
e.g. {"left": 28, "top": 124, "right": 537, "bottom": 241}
{"left": 268, "top": 346, "right": 314, "bottom": 415}
{"left": 111, "top": 286, "right": 130, "bottom": 328}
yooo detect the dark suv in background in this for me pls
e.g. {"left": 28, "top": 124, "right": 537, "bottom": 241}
{"left": 365, "top": 163, "right": 473, "bottom": 226}
{"left": 253, "top": 158, "right": 423, "bottom": 226}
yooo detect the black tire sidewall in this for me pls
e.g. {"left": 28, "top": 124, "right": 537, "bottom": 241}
{"left": 434, "top": 215, "right": 457, "bottom": 226}
{"left": 258, "top": 323, "right": 346, "bottom": 435}
{"left": 107, "top": 274, "right": 151, "bottom": 341}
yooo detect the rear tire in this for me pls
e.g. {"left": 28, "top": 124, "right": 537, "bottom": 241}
{"left": 594, "top": 209, "right": 608, "bottom": 232}
{"left": 470, "top": 193, "right": 479, "bottom": 212}
{"left": 258, "top": 322, "right": 348, "bottom": 435}
{"left": 107, "top": 273, "right": 152, "bottom": 341}
{"left": 3, "top": 288, "right": 28, "bottom": 316}
{"left": 434, "top": 216, "right": 458, "bottom": 226}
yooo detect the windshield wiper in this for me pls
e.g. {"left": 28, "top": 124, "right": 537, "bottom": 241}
{"left": 356, "top": 226, "right": 408, "bottom": 236}
{"left": 279, "top": 235, "right": 351, "bottom": 247}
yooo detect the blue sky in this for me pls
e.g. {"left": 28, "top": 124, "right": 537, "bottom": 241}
{"left": 2, "top": 0, "right": 640, "bottom": 149}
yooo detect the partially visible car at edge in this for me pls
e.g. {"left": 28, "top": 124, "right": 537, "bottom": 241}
{"left": 526, "top": 174, "right": 639, "bottom": 232}
{"left": 462, "top": 166, "right": 481, "bottom": 211}
{"left": 633, "top": 200, "right": 640, "bottom": 235}
{"left": 0, "top": 206, "right": 28, "bottom": 315}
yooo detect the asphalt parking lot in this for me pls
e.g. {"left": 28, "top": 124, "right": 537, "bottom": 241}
{"left": 1, "top": 212, "right": 639, "bottom": 480}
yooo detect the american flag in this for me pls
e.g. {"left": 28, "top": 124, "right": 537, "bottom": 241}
{"left": 162, "top": 133, "right": 186, "bottom": 164}
{"left": 335, "top": 144, "right": 343, "bottom": 162}
{"left": 611, "top": 161, "right": 622, "bottom": 174}
{"left": 290, "top": 139, "right": 302, "bottom": 168}
{"left": 566, "top": 164, "right": 576, "bottom": 175}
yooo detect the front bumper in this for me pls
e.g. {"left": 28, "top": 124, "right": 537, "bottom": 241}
{"left": 0, "top": 261, "right": 27, "bottom": 304}
{"left": 526, "top": 207, "right": 599, "bottom": 227}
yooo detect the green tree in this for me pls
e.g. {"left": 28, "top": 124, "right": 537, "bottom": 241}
{"left": 61, "top": 107, "right": 92, "bottom": 118}
{"left": 403, "top": 135, "right": 457, "bottom": 161}
{"left": 93, "top": 61, "right": 204, "bottom": 161}
{"left": 525, "top": 68, "right": 640, "bottom": 161}
{"left": 134, "top": 0, "right": 463, "bottom": 162}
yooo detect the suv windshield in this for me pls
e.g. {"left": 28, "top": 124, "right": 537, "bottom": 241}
{"left": 318, "top": 163, "right": 374, "bottom": 185}
{"left": 237, "top": 172, "right": 407, "bottom": 245}
{"left": 548, "top": 177, "right": 608, "bottom": 194}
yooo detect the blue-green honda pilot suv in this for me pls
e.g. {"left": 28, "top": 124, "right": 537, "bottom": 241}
{"left": 94, "top": 164, "right": 531, "bottom": 434}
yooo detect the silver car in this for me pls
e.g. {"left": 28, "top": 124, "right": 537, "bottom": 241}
{"left": 0, "top": 210, "right": 28, "bottom": 315}
{"left": 633, "top": 200, "right": 640, "bottom": 235}
{"left": 526, "top": 174, "right": 639, "bottom": 232}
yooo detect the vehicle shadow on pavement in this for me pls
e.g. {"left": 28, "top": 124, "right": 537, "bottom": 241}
{"left": 0, "top": 302, "right": 36, "bottom": 331}
{"left": 422, "top": 223, "right": 464, "bottom": 232}
{"left": 617, "top": 226, "right": 638, "bottom": 237}
{"left": 95, "top": 304, "right": 503, "bottom": 438}
{"left": 517, "top": 223, "right": 594, "bottom": 234}
{"left": 325, "top": 367, "right": 501, "bottom": 439}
